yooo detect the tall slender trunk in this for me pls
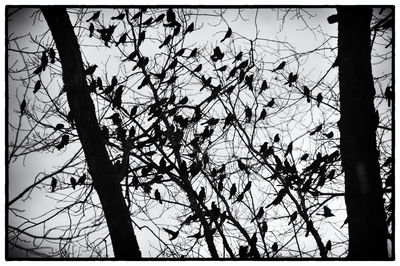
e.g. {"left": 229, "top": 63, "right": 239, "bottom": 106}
{"left": 41, "top": 7, "right": 141, "bottom": 259}
{"left": 337, "top": 7, "right": 388, "bottom": 259}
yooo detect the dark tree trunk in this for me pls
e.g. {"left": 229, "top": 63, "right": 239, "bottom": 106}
{"left": 337, "top": 7, "right": 388, "bottom": 260}
{"left": 41, "top": 7, "right": 141, "bottom": 259}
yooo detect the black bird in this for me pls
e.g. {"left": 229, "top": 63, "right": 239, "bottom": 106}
{"left": 245, "top": 106, "right": 252, "bottom": 123}
{"left": 33, "top": 66, "right": 42, "bottom": 75}
{"left": 89, "top": 23, "right": 94, "bottom": 37}
{"left": 40, "top": 51, "right": 48, "bottom": 71}
{"left": 86, "top": 11, "right": 100, "bottom": 22}
{"left": 384, "top": 86, "right": 393, "bottom": 107}
{"left": 163, "top": 227, "right": 179, "bottom": 240}
{"left": 115, "top": 33, "right": 127, "bottom": 46}
{"left": 243, "top": 181, "right": 252, "bottom": 193}
{"left": 245, "top": 74, "right": 254, "bottom": 91}
{"left": 187, "top": 48, "right": 197, "bottom": 59}
{"left": 267, "top": 189, "right": 286, "bottom": 207}
{"left": 210, "top": 46, "right": 224, "bottom": 62}
{"left": 202, "top": 118, "right": 219, "bottom": 126}
{"left": 271, "top": 242, "right": 278, "bottom": 253}
{"left": 153, "top": 13, "right": 165, "bottom": 24}
{"left": 112, "top": 85, "right": 123, "bottom": 109}
{"left": 215, "top": 65, "right": 227, "bottom": 72}
{"left": 239, "top": 245, "right": 249, "bottom": 258}
{"left": 257, "top": 109, "right": 266, "bottom": 121}
{"left": 227, "top": 68, "right": 237, "bottom": 80}
{"left": 133, "top": 56, "right": 149, "bottom": 71}
{"left": 54, "top": 123, "right": 64, "bottom": 130}
{"left": 237, "top": 59, "right": 249, "bottom": 69}
{"left": 154, "top": 189, "right": 162, "bottom": 204}
{"left": 70, "top": 177, "right": 77, "bottom": 189}
{"left": 111, "top": 13, "right": 125, "bottom": 20}
{"left": 132, "top": 11, "right": 142, "bottom": 21}
{"left": 233, "top": 51, "right": 243, "bottom": 62}
{"left": 285, "top": 72, "right": 298, "bottom": 87}
{"left": 303, "top": 86, "right": 311, "bottom": 102}
{"left": 166, "top": 8, "right": 176, "bottom": 23}
{"left": 85, "top": 65, "right": 98, "bottom": 76}
{"left": 49, "top": 48, "right": 56, "bottom": 63}
{"left": 285, "top": 142, "right": 293, "bottom": 157}
{"left": 300, "top": 153, "right": 309, "bottom": 161}
{"left": 237, "top": 159, "right": 250, "bottom": 174}
{"left": 55, "top": 134, "right": 70, "bottom": 150}
{"left": 51, "top": 177, "right": 57, "bottom": 192}
{"left": 235, "top": 192, "right": 244, "bottom": 203}
{"left": 326, "top": 240, "right": 332, "bottom": 252}
{"left": 200, "top": 76, "right": 212, "bottom": 91}
{"left": 138, "top": 75, "right": 150, "bottom": 89}
{"left": 33, "top": 81, "right": 41, "bottom": 94}
{"left": 320, "top": 206, "right": 335, "bottom": 218}
{"left": 106, "top": 113, "right": 121, "bottom": 125}
{"left": 324, "top": 131, "right": 334, "bottom": 139}
{"left": 273, "top": 133, "right": 280, "bottom": 143}
{"left": 221, "top": 27, "right": 232, "bottom": 42}
{"left": 260, "top": 80, "right": 268, "bottom": 93}
{"left": 177, "top": 96, "right": 188, "bottom": 105}
{"left": 78, "top": 174, "right": 86, "bottom": 185}
{"left": 123, "top": 51, "right": 138, "bottom": 62}
{"left": 198, "top": 187, "right": 206, "bottom": 202}
{"left": 166, "top": 58, "right": 178, "bottom": 71}
{"left": 193, "top": 64, "right": 202, "bottom": 73}
{"left": 223, "top": 113, "right": 235, "bottom": 129}
{"left": 266, "top": 98, "right": 275, "bottom": 108}
{"left": 310, "top": 124, "right": 322, "bottom": 135}
{"left": 316, "top": 93, "right": 323, "bottom": 107}
{"left": 251, "top": 207, "right": 264, "bottom": 222}
{"left": 271, "top": 61, "right": 286, "bottom": 72}
{"left": 20, "top": 99, "right": 26, "bottom": 113}
{"left": 229, "top": 183, "right": 237, "bottom": 199}
{"left": 142, "top": 17, "right": 153, "bottom": 26}
{"left": 111, "top": 76, "right": 118, "bottom": 87}
{"left": 138, "top": 30, "right": 146, "bottom": 46}
{"left": 288, "top": 211, "right": 298, "bottom": 225}
{"left": 184, "top": 22, "right": 194, "bottom": 35}
{"left": 175, "top": 48, "right": 186, "bottom": 57}
{"left": 261, "top": 220, "right": 268, "bottom": 236}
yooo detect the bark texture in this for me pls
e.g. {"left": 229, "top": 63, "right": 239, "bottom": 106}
{"left": 41, "top": 7, "right": 141, "bottom": 259}
{"left": 337, "top": 7, "right": 388, "bottom": 260}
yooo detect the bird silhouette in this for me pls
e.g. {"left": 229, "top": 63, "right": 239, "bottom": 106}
{"left": 33, "top": 81, "right": 41, "bottom": 94}
{"left": 40, "top": 51, "right": 48, "bottom": 71}
{"left": 243, "top": 181, "right": 252, "bottom": 193}
{"left": 166, "top": 8, "right": 176, "bottom": 23}
{"left": 324, "top": 131, "right": 334, "bottom": 139}
{"left": 187, "top": 48, "right": 197, "bottom": 59}
{"left": 154, "top": 189, "right": 162, "bottom": 204}
{"left": 251, "top": 207, "right": 264, "bottom": 222}
{"left": 123, "top": 51, "right": 138, "bottom": 62}
{"left": 159, "top": 35, "right": 172, "bottom": 49}
{"left": 235, "top": 192, "right": 244, "bottom": 203}
{"left": 300, "top": 153, "right": 309, "bottom": 161}
{"left": 259, "top": 80, "right": 268, "bottom": 93}
{"left": 257, "top": 109, "right": 266, "bottom": 121}
{"left": 245, "top": 106, "right": 252, "bottom": 123}
{"left": 288, "top": 211, "right": 298, "bottom": 225}
{"left": 86, "top": 11, "right": 100, "bottom": 22}
{"left": 88, "top": 23, "right": 94, "bottom": 38}
{"left": 316, "top": 93, "right": 323, "bottom": 107}
{"left": 163, "top": 227, "right": 179, "bottom": 240}
{"left": 20, "top": 99, "right": 27, "bottom": 114}
{"left": 54, "top": 123, "right": 64, "bottom": 130}
{"left": 198, "top": 187, "right": 206, "bottom": 202}
{"left": 266, "top": 98, "right": 275, "bottom": 108}
{"left": 132, "top": 11, "right": 142, "bottom": 21}
{"left": 166, "top": 58, "right": 178, "bottom": 71}
{"left": 229, "top": 183, "right": 237, "bottom": 199}
{"left": 177, "top": 96, "right": 188, "bottom": 105}
{"left": 267, "top": 189, "right": 286, "bottom": 207}
{"left": 51, "top": 177, "right": 57, "bottom": 192}
{"left": 273, "top": 133, "right": 280, "bottom": 143}
{"left": 85, "top": 65, "right": 98, "bottom": 76}
{"left": 221, "top": 27, "right": 232, "bottom": 42}
{"left": 271, "top": 242, "right": 278, "bottom": 253}
{"left": 33, "top": 66, "right": 42, "bottom": 75}
{"left": 285, "top": 142, "right": 293, "bottom": 157}
{"left": 111, "top": 13, "right": 125, "bottom": 20}
{"left": 310, "top": 124, "right": 322, "bottom": 135}
{"left": 115, "top": 33, "right": 127, "bottom": 46}
{"left": 173, "top": 24, "right": 182, "bottom": 36}
{"left": 70, "top": 177, "right": 77, "bottom": 189}
{"left": 49, "top": 48, "right": 56, "bottom": 63}
{"left": 303, "top": 86, "right": 311, "bottom": 102}
{"left": 138, "top": 75, "right": 150, "bottom": 89}
{"left": 184, "top": 22, "right": 194, "bottom": 35}
{"left": 271, "top": 61, "right": 286, "bottom": 72}
{"left": 138, "top": 30, "right": 146, "bottom": 46}
{"left": 154, "top": 13, "right": 165, "bottom": 24}
{"left": 261, "top": 220, "right": 268, "bottom": 236}
{"left": 384, "top": 86, "right": 393, "bottom": 107}
{"left": 210, "top": 46, "right": 224, "bottom": 62}
{"left": 326, "top": 240, "right": 332, "bottom": 252}
{"left": 133, "top": 56, "right": 149, "bottom": 71}
{"left": 233, "top": 51, "right": 243, "bottom": 62}
{"left": 202, "top": 118, "right": 219, "bottom": 126}
{"left": 174, "top": 48, "right": 186, "bottom": 58}
{"left": 112, "top": 85, "right": 123, "bottom": 109}
{"left": 284, "top": 72, "right": 298, "bottom": 87}
{"left": 320, "top": 206, "right": 335, "bottom": 218}
{"left": 77, "top": 174, "right": 86, "bottom": 185}
{"left": 214, "top": 65, "right": 227, "bottom": 72}
{"left": 245, "top": 74, "right": 254, "bottom": 91}
{"left": 106, "top": 113, "right": 121, "bottom": 125}
{"left": 193, "top": 64, "right": 202, "bottom": 72}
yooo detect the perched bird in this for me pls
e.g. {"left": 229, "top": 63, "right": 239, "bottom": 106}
{"left": 239, "top": 245, "right": 249, "bottom": 258}
{"left": 210, "top": 46, "right": 224, "bottom": 62}
{"left": 273, "top": 133, "right": 280, "bottom": 143}
{"left": 54, "top": 123, "right": 64, "bottom": 130}
{"left": 89, "top": 23, "right": 94, "bottom": 38}
{"left": 159, "top": 35, "right": 172, "bottom": 49}
{"left": 326, "top": 240, "right": 332, "bottom": 252}
{"left": 257, "top": 109, "right": 266, "bottom": 121}
{"left": 138, "top": 75, "right": 150, "bottom": 89}
{"left": 266, "top": 98, "right": 275, "bottom": 108}
{"left": 166, "top": 58, "right": 178, "bottom": 71}
{"left": 33, "top": 66, "right": 42, "bottom": 75}
{"left": 238, "top": 159, "right": 250, "bottom": 175}
{"left": 187, "top": 48, "right": 197, "bottom": 59}
{"left": 193, "top": 64, "right": 202, "bottom": 73}
{"left": 261, "top": 220, "right": 268, "bottom": 236}
{"left": 251, "top": 207, "right": 264, "bottom": 222}
{"left": 310, "top": 124, "right": 323, "bottom": 135}
{"left": 245, "top": 74, "right": 254, "bottom": 91}
{"left": 229, "top": 183, "right": 237, "bottom": 199}
{"left": 77, "top": 173, "right": 86, "bottom": 185}
{"left": 33, "top": 81, "right": 41, "bottom": 94}
{"left": 40, "top": 51, "right": 48, "bottom": 71}
{"left": 85, "top": 65, "right": 98, "bottom": 76}
{"left": 384, "top": 86, "right": 393, "bottom": 107}
{"left": 215, "top": 65, "right": 227, "bottom": 72}
{"left": 303, "top": 86, "right": 311, "bottom": 102}
{"left": 51, "top": 177, "right": 57, "bottom": 192}
{"left": 123, "top": 51, "right": 138, "bottom": 62}
{"left": 166, "top": 8, "right": 176, "bottom": 23}
{"left": 153, "top": 13, "right": 165, "bottom": 24}
{"left": 111, "top": 13, "right": 125, "bottom": 20}
{"left": 20, "top": 99, "right": 27, "bottom": 113}
{"left": 106, "top": 113, "right": 121, "bottom": 125}
{"left": 320, "top": 206, "right": 335, "bottom": 218}
{"left": 324, "top": 131, "right": 334, "bottom": 139}
{"left": 202, "top": 118, "right": 219, "bottom": 126}
{"left": 259, "top": 80, "right": 268, "bottom": 93}
{"left": 177, "top": 96, "right": 188, "bottom": 105}
{"left": 70, "top": 177, "right": 77, "bottom": 189}
{"left": 112, "top": 85, "right": 123, "bottom": 109}
{"left": 316, "top": 93, "right": 323, "bottom": 107}
{"left": 49, "top": 48, "right": 56, "bottom": 63}
{"left": 175, "top": 48, "right": 186, "bottom": 57}
{"left": 288, "top": 211, "right": 298, "bottom": 225}
{"left": 271, "top": 242, "right": 278, "bottom": 253}
{"left": 184, "top": 22, "right": 194, "bottom": 35}
{"left": 285, "top": 142, "right": 293, "bottom": 157}
{"left": 86, "top": 11, "right": 100, "bottom": 22}
{"left": 271, "top": 61, "right": 286, "bottom": 72}
{"left": 300, "top": 153, "right": 309, "bottom": 161}
{"left": 221, "top": 27, "right": 232, "bottom": 42}
{"left": 284, "top": 72, "right": 298, "bottom": 87}
{"left": 163, "top": 227, "right": 179, "bottom": 240}
{"left": 233, "top": 51, "right": 243, "bottom": 62}
{"left": 154, "top": 189, "right": 162, "bottom": 204}
{"left": 138, "top": 30, "right": 146, "bottom": 46}
{"left": 267, "top": 189, "right": 286, "bottom": 207}
{"left": 245, "top": 106, "right": 252, "bottom": 123}
{"left": 115, "top": 33, "right": 127, "bottom": 46}
{"left": 235, "top": 192, "right": 244, "bottom": 202}
{"left": 243, "top": 181, "right": 252, "bottom": 193}
{"left": 198, "top": 187, "right": 206, "bottom": 202}
{"left": 132, "top": 11, "right": 142, "bottom": 21}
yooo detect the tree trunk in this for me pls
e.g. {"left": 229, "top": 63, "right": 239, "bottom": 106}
{"left": 41, "top": 7, "right": 141, "bottom": 259}
{"left": 337, "top": 7, "right": 388, "bottom": 260}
